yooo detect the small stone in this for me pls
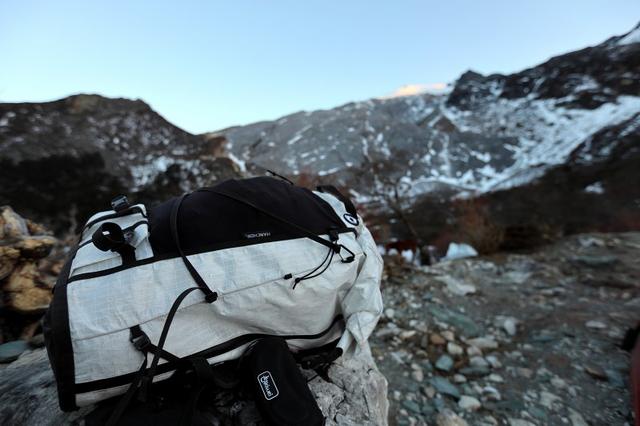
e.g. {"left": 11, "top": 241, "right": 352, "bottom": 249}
{"left": 568, "top": 408, "right": 588, "bottom": 426}
{"left": 384, "top": 308, "right": 396, "bottom": 319}
{"left": 467, "top": 345, "right": 482, "bottom": 357}
{"left": 402, "top": 400, "right": 422, "bottom": 414}
{"left": 429, "top": 376, "right": 461, "bottom": 400}
{"left": 411, "top": 368, "right": 424, "bottom": 382}
{"left": 467, "top": 336, "right": 498, "bottom": 350}
{"left": 458, "top": 395, "right": 481, "bottom": 411}
{"left": 442, "top": 330, "right": 455, "bottom": 341}
{"left": 481, "top": 416, "right": 499, "bottom": 426}
{"left": 503, "top": 317, "right": 518, "bottom": 336}
{"left": 488, "top": 373, "right": 504, "bottom": 383}
{"left": 447, "top": 342, "right": 464, "bottom": 356}
{"left": 430, "top": 333, "right": 446, "bottom": 345}
{"left": 482, "top": 386, "right": 502, "bottom": 401}
{"left": 459, "top": 366, "right": 490, "bottom": 377}
{"left": 28, "top": 334, "right": 45, "bottom": 348}
{"left": 508, "top": 419, "right": 536, "bottom": 426}
{"left": 436, "top": 354, "right": 455, "bottom": 372}
{"left": 571, "top": 254, "right": 618, "bottom": 268}
{"left": 540, "top": 391, "right": 561, "bottom": 409}
{"left": 436, "top": 409, "right": 469, "bottom": 426}
{"left": 422, "top": 385, "right": 436, "bottom": 398}
{"left": 584, "top": 365, "right": 608, "bottom": 381}
{"left": 453, "top": 374, "right": 467, "bottom": 383}
{"left": 485, "top": 355, "right": 502, "bottom": 369}
{"left": 585, "top": 320, "right": 606, "bottom": 330}
{"left": 517, "top": 367, "right": 534, "bottom": 378}
{"left": 605, "top": 369, "right": 625, "bottom": 388}
{"left": 0, "top": 340, "right": 30, "bottom": 363}
{"left": 550, "top": 376, "right": 567, "bottom": 389}
{"left": 400, "top": 330, "right": 417, "bottom": 339}
{"left": 420, "top": 334, "right": 430, "bottom": 349}
{"left": 469, "top": 356, "right": 489, "bottom": 368}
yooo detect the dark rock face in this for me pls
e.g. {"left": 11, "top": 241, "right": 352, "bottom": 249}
{"left": 0, "top": 95, "right": 241, "bottom": 232}
{"left": 448, "top": 25, "right": 640, "bottom": 110}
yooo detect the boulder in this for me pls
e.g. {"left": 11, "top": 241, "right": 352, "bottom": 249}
{"left": 0, "top": 345, "right": 389, "bottom": 425}
{"left": 0, "top": 207, "right": 58, "bottom": 317}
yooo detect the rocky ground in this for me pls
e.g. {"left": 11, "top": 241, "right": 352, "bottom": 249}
{"left": 2, "top": 206, "right": 638, "bottom": 425}
{"left": 371, "top": 232, "right": 639, "bottom": 426}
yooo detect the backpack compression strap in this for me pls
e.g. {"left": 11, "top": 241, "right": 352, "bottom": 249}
{"left": 197, "top": 188, "right": 355, "bottom": 263}
{"left": 170, "top": 194, "right": 219, "bottom": 303}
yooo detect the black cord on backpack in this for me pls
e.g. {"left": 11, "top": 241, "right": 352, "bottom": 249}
{"left": 293, "top": 247, "right": 335, "bottom": 289}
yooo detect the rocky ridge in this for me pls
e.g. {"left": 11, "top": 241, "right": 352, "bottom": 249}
{"left": 216, "top": 23, "right": 640, "bottom": 202}
{"left": 0, "top": 95, "right": 241, "bottom": 231}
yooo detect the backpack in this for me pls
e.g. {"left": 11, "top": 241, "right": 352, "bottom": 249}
{"left": 43, "top": 176, "right": 383, "bottom": 412}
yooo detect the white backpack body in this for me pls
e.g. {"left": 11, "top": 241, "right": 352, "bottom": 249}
{"left": 44, "top": 177, "right": 383, "bottom": 411}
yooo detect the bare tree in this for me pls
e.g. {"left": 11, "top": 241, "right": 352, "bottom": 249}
{"left": 359, "top": 149, "right": 420, "bottom": 242}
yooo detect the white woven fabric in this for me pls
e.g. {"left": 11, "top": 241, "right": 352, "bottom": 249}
{"left": 65, "top": 192, "right": 383, "bottom": 406}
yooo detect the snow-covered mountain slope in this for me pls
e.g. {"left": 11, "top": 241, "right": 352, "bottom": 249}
{"left": 216, "top": 23, "right": 640, "bottom": 200}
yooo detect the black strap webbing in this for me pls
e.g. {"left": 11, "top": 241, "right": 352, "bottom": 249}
{"left": 145, "top": 287, "right": 203, "bottom": 383}
{"left": 170, "top": 195, "right": 218, "bottom": 303}
{"left": 129, "top": 325, "right": 182, "bottom": 364}
{"left": 197, "top": 188, "right": 343, "bottom": 255}
{"left": 105, "top": 355, "right": 148, "bottom": 426}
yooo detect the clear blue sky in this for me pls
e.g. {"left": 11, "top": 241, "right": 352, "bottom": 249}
{"left": 1, "top": 1, "right": 638, "bottom": 134}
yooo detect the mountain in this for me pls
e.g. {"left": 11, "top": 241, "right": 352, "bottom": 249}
{"left": 0, "top": 95, "right": 240, "bottom": 231}
{"left": 1, "top": 23, "right": 638, "bottom": 239}
{"left": 215, "top": 23, "right": 640, "bottom": 201}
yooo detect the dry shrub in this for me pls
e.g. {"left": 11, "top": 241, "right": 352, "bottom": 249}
{"left": 500, "top": 223, "right": 557, "bottom": 251}
{"left": 601, "top": 209, "right": 640, "bottom": 232}
{"left": 452, "top": 198, "right": 504, "bottom": 255}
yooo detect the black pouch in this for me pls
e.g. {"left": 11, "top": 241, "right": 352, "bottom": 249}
{"left": 241, "top": 337, "right": 324, "bottom": 426}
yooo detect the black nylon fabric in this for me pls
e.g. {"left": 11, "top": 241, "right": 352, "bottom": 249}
{"left": 241, "top": 337, "right": 324, "bottom": 426}
{"left": 148, "top": 177, "right": 345, "bottom": 255}
{"left": 43, "top": 245, "right": 79, "bottom": 411}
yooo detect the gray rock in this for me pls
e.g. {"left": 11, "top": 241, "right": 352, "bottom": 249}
{"left": 466, "top": 337, "right": 498, "bottom": 350}
{"left": 28, "top": 334, "right": 46, "bottom": 349}
{"left": 436, "top": 354, "right": 455, "bottom": 372}
{"left": 429, "top": 376, "right": 461, "bottom": 400}
{"left": 0, "top": 340, "right": 30, "bottom": 363}
{"left": 402, "top": 400, "right": 422, "bottom": 414}
{"left": 458, "top": 395, "right": 481, "bottom": 411}
{"left": 469, "top": 356, "right": 489, "bottom": 368}
{"left": 459, "top": 366, "right": 491, "bottom": 377}
{"left": 0, "top": 346, "right": 389, "bottom": 426}
{"left": 429, "top": 307, "right": 483, "bottom": 337}
{"left": 502, "top": 317, "right": 518, "bottom": 336}
{"left": 436, "top": 409, "right": 469, "bottom": 426}
{"left": 571, "top": 255, "right": 618, "bottom": 268}
{"left": 604, "top": 368, "right": 625, "bottom": 388}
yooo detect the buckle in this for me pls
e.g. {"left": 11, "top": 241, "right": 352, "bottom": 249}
{"left": 110, "top": 195, "right": 130, "bottom": 212}
{"left": 130, "top": 333, "right": 151, "bottom": 352}
{"left": 338, "top": 244, "right": 356, "bottom": 263}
